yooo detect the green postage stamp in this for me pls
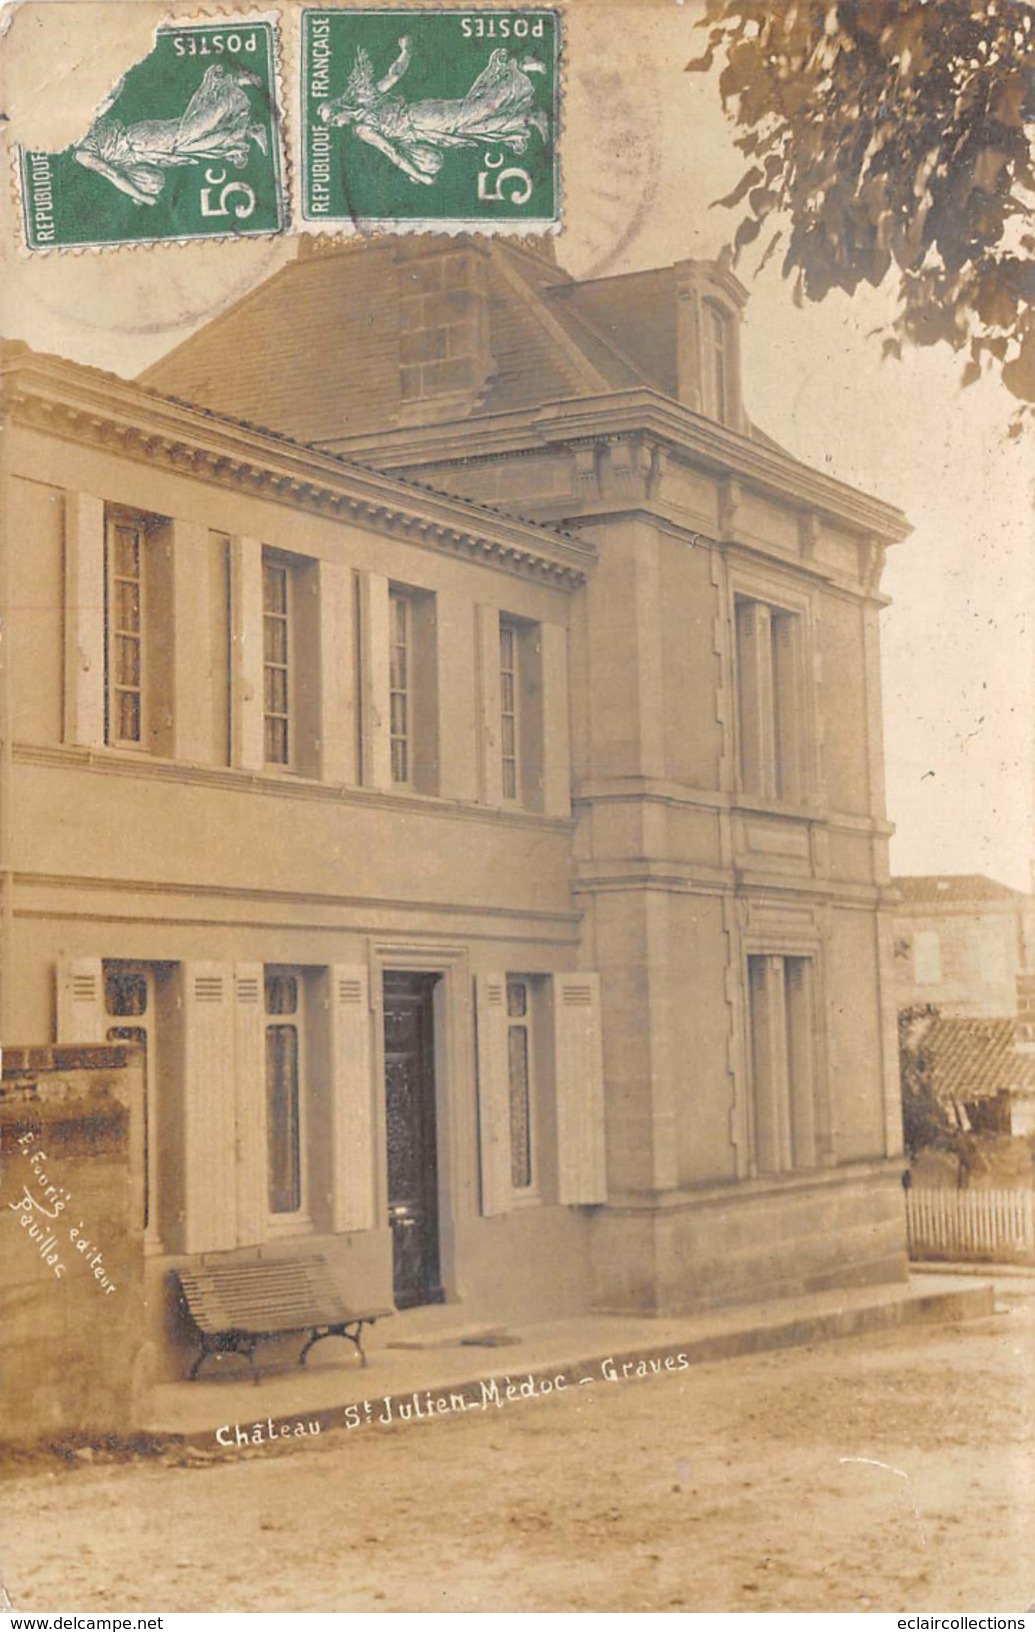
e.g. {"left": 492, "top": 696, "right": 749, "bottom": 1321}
{"left": 301, "top": 9, "right": 560, "bottom": 228}
{"left": 18, "top": 20, "right": 286, "bottom": 250}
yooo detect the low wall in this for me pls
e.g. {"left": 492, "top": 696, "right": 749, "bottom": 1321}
{"left": 0, "top": 1044, "right": 147, "bottom": 1442}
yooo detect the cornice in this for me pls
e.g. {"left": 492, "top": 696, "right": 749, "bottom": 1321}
{"left": 1, "top": 353, "right": 596, "bottom": 589}
{"left": 327, "top": 389, "right": 911, "bottom": 548}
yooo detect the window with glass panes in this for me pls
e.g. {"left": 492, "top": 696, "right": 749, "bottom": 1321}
{"left": 389, "top": 589, "right": 411, "bottom": 785}
{"left": 706, "top": 303, "right": 729, "bottom": 424}
{"left": 263, "top": 560, "right": 291, "bottom": 766}
{"left": 265, "top": 969, "right": 303, "bottom": 1215}
{"left": 106, "top": 515, "right": 146, "bottom": 745}
{"left": 500, "top": 619, "right": 520, "bottom": 802}
{"left": 506, "top": 978, "right": 534, "bottom": 1190}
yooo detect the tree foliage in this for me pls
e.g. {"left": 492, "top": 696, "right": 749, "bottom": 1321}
{"left": 898, "top": 1004, "right": 956, "bottom": 1162}
{"left": 687, "top": 0, "right": 1035, "bottom": 419}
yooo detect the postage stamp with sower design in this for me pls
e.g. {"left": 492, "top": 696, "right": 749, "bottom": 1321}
{"left": 18, "top": 19, "right": 286, "bottom": 250}
{"left": 302, "top": 9, "right": 560, "bottom": 229}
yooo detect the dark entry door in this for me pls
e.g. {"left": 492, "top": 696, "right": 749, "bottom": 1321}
{"left": 383, "top": 972, "right": 443, "bottom": 1309}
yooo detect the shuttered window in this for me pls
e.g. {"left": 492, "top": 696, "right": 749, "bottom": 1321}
{"left": 735, "top": 597, "right": 805, "bottom": 804}
{"left": 746, "top": 954, "right": 821, "bottom": 1174}
{"left": 264, "top": 970, "right": 304, "bottom": 1216}
{"left": 262, "top": 558, "right": 291, "bottom": 766}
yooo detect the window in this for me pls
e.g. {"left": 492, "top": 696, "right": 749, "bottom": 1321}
{"left": 265, "top": 969, "right": 305, "bottom": 1218}
{"left": 705, "top": 302, "right": 730, "bottom": 425}
{"left": 389, "top": 589, "right": 411, "bottom": 785}
{"left": 104, "top": 509, "right": 172, "bottom": 752}
{"left": 500, "top": 620, "right": 520, "bottom": 802}
{"left": 263, "top": 558, "right": 291, "bottom": 766}
{"left": 747, "top": 954, "right": 822, "bottom": 1173}
{"left": 507, "top": 978, "right": 536, "bottom": 1191}
{"left": 497, "top": 615, "right": 543, "bottom": 808}
{"left": 735, "top": 597, "right": 805, "bottom": 804}
{"left": 387, "top": 585, "right": 437, "bottom": 792}
{"left": 104, "top": 961, "right": 159, "bottom": 1241}
{"left": 913, "top": 930, "right": 942, "bottom": 986}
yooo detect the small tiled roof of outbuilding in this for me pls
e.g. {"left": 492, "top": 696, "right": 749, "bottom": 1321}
{"left": 926, "top": 1016, "right": 1035, "bottom": 1102}
{"left": 893, "top": 874, "right": 1028, "bottom": 906}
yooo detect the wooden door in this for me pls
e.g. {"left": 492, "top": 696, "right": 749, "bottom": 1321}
{"left": 383, "top": 973, "right": 443, "bottom": 1308}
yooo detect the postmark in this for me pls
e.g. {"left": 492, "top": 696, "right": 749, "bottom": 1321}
{"left": 17, "top": 19, "right": 286, "bottom": 251}
{"left": 301, "top": 8, "right": 560, "bottom": 230}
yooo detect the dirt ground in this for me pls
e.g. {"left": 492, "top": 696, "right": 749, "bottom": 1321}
{"left": 3, "top": 1290, "right": 1034, "bottom": 1613}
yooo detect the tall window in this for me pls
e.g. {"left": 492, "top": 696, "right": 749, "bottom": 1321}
{"left": 735, "top": 597, "right": 805, "bottom": 804}
{"left": 385, "top": 584, "right": 437, "bottom": 793}
{"left": 507, "top": 978, "right": 536, "bottom": 1191}
{"left": 104, "top": 961, "right": 158, "bottom": 1239}
{"left": 265, "top": 969, "right": 304, "bottom": 1217}
{"left": 389, "top": 588, "right": 411, "bottom": 785}
{"left": 493, "top": 613, "right": 546, "bottom": 810}
{"left": 103, "top": 508, "right": 173, "bottom": 755}
{"left": 263, "top": 559, "right": 291, "bottom": 766}
{"left": 107, "top": 516, "right": 145, "bottom": 745}
{"left": 500, "top": 620, "right": 520, "bottom": 801}
{"left": 747, "top": 953, "right": 821, "bottom": 1174}
{"left": 705, "top": 303, "right": 729, "bottom": 425}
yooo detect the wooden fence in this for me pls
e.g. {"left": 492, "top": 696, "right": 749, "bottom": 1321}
{"left": 906, "top": 1187, "right": 1035, "bottom": 1264}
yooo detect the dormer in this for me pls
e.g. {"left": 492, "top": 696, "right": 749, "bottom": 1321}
{"left": 673, "top": 260, "right": 749, "bottom": 433}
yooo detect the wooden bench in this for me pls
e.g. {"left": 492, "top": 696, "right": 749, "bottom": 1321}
{"left": 174, "top": 1255, "right": 393, "bottom": 1382}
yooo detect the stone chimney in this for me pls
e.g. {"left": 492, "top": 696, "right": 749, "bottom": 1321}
{"left": 396, "top": 241, "right": 493, "bottom": 426}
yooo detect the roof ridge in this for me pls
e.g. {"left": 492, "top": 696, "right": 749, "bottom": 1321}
{"left": 487, "top": 241, "right": 612, "bottom": 398}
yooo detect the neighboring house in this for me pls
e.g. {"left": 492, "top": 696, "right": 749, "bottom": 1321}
{"left": 892, "top": 873, "right": 1035, "bottom": 1019}
{"left": 1, "top": 237, "right": 911, "bottom": 1379}
{"left": 920, "top": 1014, "right": 1035, "bottom": 1139}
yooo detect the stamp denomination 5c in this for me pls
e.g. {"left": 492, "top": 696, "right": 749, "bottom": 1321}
{"left": 18, "top": 20, "right": 286, "bottom": 251}
{"left": 301, "top": 9, "right": 560, "bottom": 230}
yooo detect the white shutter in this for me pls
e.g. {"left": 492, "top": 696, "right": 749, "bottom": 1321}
{"left": 328, "top": 964, "right": 377, "bottom": 1232}
{"left": 476, "top": 605, "right": 504, "bottom": 806}
{"left": 63, "top": 493, "right": 106, "bottom": 748}
{"left": 358, "top": 572, "right": 391, "bottom": 790}
{"left": 474, "top": 972, "right": 511, "bottom": 1216}
{"left": 231, "top": 536, "right": 265, "bottom": 771}
{"left": 554, "top": 972, "right": 608, "bottom": 1205}
{"left": 319, "top": 562, "right": 355, "bottom": 785}
{"left": 540, "top": 621, "right": 571, "bottom": 818}
{"left": 180, "top": 962, "right": 237, "bottom": 1253}
{"left": 55, "top": 956, "right": 104, "bottom": 1042}
{"left": 233, "top": 963, "right": 266, "bottom": 1246}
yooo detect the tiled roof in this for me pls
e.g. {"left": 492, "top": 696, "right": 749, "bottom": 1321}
{"left": 925, "top": 1016, "right": 1035, "bottom": 1102}
{"left": 893, "top": 874, "right": 1028, "bottom": 906}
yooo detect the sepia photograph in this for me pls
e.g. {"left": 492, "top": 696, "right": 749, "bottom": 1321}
{"left": 0, "top": 0, "right": 1032, "bottom": 1614}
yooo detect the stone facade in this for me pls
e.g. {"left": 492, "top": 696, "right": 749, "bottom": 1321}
{"left": 0, "top": 239, "right": 911, "bottom": 1379}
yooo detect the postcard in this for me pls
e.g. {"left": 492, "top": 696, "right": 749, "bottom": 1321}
{"left": 1, "top": 0, "right": 1032, "bottom": 1613}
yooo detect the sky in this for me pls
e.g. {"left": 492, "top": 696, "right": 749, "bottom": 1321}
{"left": 2, "top": 0, "right": 1032, "bottom": 890}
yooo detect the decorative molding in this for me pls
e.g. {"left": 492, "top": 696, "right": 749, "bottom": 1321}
{"left": 329, "top": 388, "right": 911, "bottom": 548}
{"left": 3, "top": 353, "right": 596, "bottom": 589}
